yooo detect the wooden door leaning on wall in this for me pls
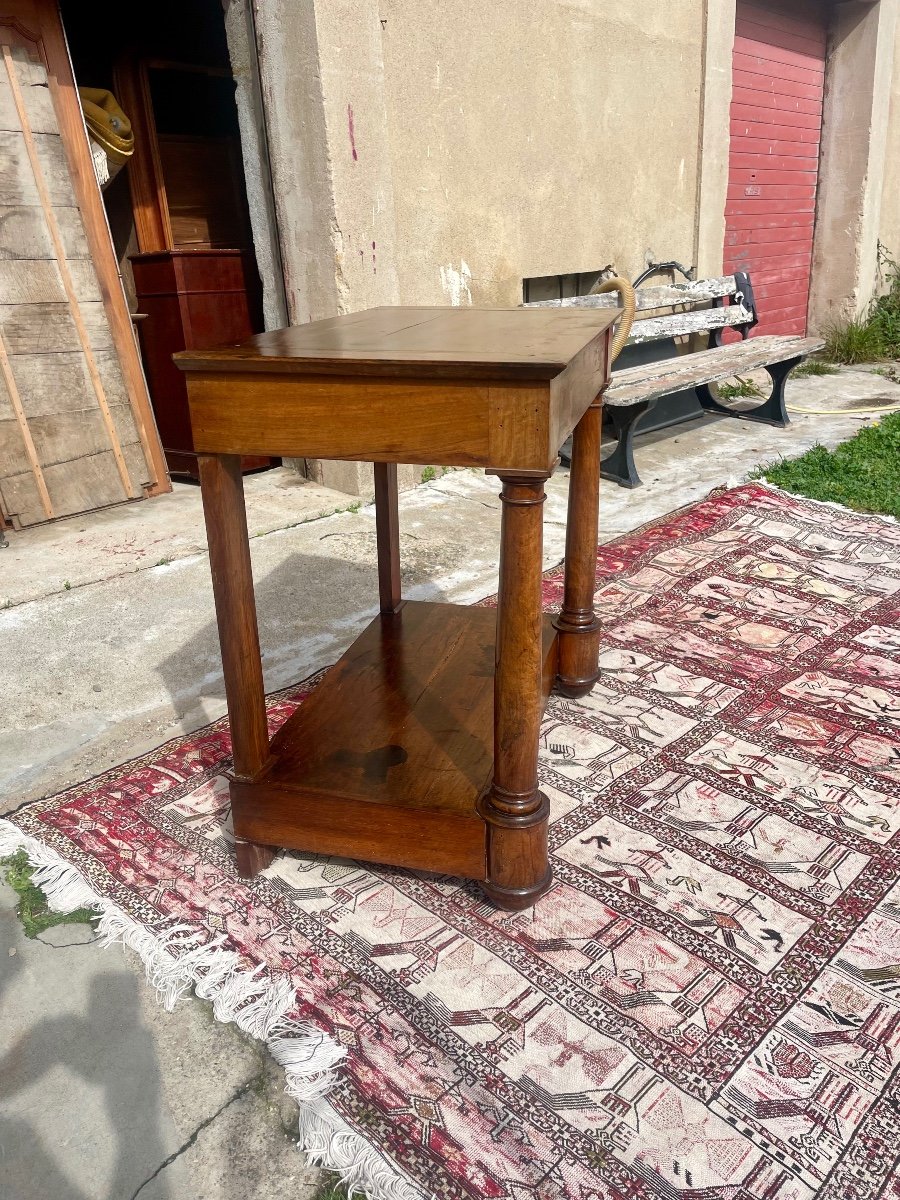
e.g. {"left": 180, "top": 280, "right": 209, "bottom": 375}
{"left": 0, "top": 2, "right": 169, "bottom": 530}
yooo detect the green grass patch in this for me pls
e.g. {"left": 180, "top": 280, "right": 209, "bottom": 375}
{"left": 791, "top": 359, "right": 841, "bottom": 378}
{"left": 1, "top": 850, "right": 98, "bottom": 938}
{"left": 315, "top": 1175, "right": 348, "bottom": 1200}
{"left": 716, "top": 376, "right": 763, "bottom": 401}
{"left": 824, "top": 244, "right": 900, "bottom": 364}
{"left": 420, "top": 465, "right": 437, "bottom": 483}
{"left": 752, "top": 412, "right": 900, "bottom": 520}
{"left": 823, "top": 315, "right": 886, "bottom": 366}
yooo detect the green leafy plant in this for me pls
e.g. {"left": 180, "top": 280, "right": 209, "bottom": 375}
{"left": 420, "top": 465, "right": 436, "bottom": 483}
{"left": 1, "top": 850, "right": 98, "bottom": 938}
{"left": 870, "top": 244, "right": 900, "bottom": 355}
{"left": 751, "top": 412, "right": 900, "bottom": 519}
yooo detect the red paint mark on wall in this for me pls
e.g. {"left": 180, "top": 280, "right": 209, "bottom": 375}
{"left": 348, "top": 104, "right": 358, "bottom": 161}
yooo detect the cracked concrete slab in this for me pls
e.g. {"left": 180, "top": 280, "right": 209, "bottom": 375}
{"left": 137, "top": 1054, "right": 321, "bottom": 1200}
{"left": 0, "top": 882, "right": 320, "bottom": 1199}
{"left": 0, "top": 364, "right": 892, "bottom": 1195}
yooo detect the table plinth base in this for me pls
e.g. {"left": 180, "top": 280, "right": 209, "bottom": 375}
{"left": 229, "top": 602, "right": 559, "bottom": 902}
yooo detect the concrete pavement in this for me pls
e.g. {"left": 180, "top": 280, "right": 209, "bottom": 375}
{"left": 1, "top": 364, "right": 896, "bottom": 1198}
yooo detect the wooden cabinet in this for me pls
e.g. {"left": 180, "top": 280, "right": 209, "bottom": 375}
{"left": 117, "top": 57, "right": 273, "bottom": 477}
{"left": 132, "top": 249, "right": 269, "bottom": 476}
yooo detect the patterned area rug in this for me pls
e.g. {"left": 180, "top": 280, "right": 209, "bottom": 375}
{"left": 3, "top": 483, "right": 900, "bottom": 1200}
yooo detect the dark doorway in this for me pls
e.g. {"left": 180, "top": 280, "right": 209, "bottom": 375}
{"left": 59, "top": 0, "right": 279, "bottom": 478}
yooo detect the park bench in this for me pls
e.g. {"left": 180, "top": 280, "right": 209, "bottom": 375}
{"left": 526, "top": 272, "right": 825, "bottom": 487}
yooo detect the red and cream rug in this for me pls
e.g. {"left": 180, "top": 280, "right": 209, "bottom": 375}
{"left": 3, "top": 483, "right": 900, "bottom": 1199}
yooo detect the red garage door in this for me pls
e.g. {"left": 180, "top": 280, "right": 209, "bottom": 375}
{"left": 725, "top": 0, "right": 827, "bottom": 336}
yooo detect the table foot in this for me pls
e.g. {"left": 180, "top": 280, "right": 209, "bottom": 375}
{"left": 554, "top": 612, "right": 601, "bottom": 698}
{"left": 234, "top": 837, "right": 277, "bottom": 878}
{"left": 479, "top": 785, "right": 551, "bottom": 909}
{"left": 481, "top": 868, "right": 553, "bottom": 911}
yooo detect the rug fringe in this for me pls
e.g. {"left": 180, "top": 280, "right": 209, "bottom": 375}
{"left": 753, "top": 479, "right": 900, "bottom": 528}
{"left": 0, "top": 819, "right": 427, "bottom": 1200}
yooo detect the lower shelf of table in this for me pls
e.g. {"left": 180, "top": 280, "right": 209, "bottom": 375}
{"left": 230, "top": 600, "right": 559, "bottom": 878}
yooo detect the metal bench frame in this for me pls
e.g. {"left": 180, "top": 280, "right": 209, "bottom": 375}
{"left": 526, "top": 271, "right": 824, "bottom": 488}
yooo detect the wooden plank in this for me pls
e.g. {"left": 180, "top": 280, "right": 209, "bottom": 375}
{"left": 727, "top": 184, "right": 817, "bottom": 202}
{"left": 727, "top": 220, "right": 815, "bottom": 242}
{"left": 733, "top": 51, "right": 824, "bottom": 88}
{"left": 0, "top": 408, "right": 141, "bottom": 476}
{"left": 30, "top": 448, "right": 134, "bottom": 517}
{"left": 0, "top": 463, "right": 47, "bottom": 526}
{"left": 0, "top": 53, "right": 55, "bottom": 132}
{"left": 0, "top": 128, "right": 73, "bottom": 205}
{"left": 730, "top": 167, "right": 819, "bottom": 186}
{"left": 736, "top": 19, "right": 827, "bottom": 58}
{"left": 732, "top": 86, "right": 823, "bottom": 117}
{"left": 732, "top": 70, "right": 824, "bottom": 102}
{"left": 726, "top": 248, "right": 813, "bottom": 271}
{"left": 728, "top": 135, "right": 820, "bottom": 160}
{"left": 727, "top": 212, "right": 816, "bottom": 231}
{"left": 36, "top": 24, "right": 168, "bottom": 498}
{"left": 2, "top": 42, "right": 135, "bottom": 499}
{"left": 731, "top": 103, "right": 822, "bottom": 131}
{"left": 0, "top": 322, "right": 51, "bottom": 515}
{"left": 0, "top": 203, "right": 89, "bottom": 259}
{"left": 726, "top": 199, "right": 816, "bottom": 217}
{"left": 112, "top": 55, "right": 172, "bottom": 252}
{"left": 0, "top": 300, "right": 113, "bottom": 353}
{"left": 606, "top": 335, "right": 824, "bottom": 407}
{"left": 733, "top": 35, "right": 826, "bottom": 75}
{"left": 0, "top": 349, "right": 126, "bottom": 416}
{"left": 730, "top": 120, "right": 820, "bottom": 145}
{"left": 0, "top": 257, "right": 102, "bottom": 304}
{"left": 628, "top": 304, "right": 755, "bottom": 345}
{"left": 737, "top": 2, "right": 829, "bottom": 42}
{"left": 526, "top": 276, "right": 738, "bottom": 312}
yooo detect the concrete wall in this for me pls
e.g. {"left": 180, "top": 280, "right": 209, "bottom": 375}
{"left": 879, "top": 10, "right": 900, "bottom": 270}
{"left": 379, "top": 0, "right": 708, "bottom": 305}
{"left": 809, "top": 0, "right": 899, "bottom": 328}
{"left": 248, "top": 0, "right": 900, "bottom": 494}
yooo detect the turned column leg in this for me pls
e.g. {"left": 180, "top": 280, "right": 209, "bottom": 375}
{"left": 479, "top": 474, "right": 552, "bottom": 910}
{"left": 555, "top": 397, "right": 602, "bottom": 697}
{"left": 198, "top": 454, "right": 276, "bottom": 877}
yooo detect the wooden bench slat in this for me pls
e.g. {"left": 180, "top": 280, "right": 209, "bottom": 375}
{"left": 606, "top": 335, "right": 825, "bottom": 407}
{"left": 525, "top": 275, "right": 739, "bottom": 313}
{"left": 629, "top": 304, "right": 754, "bottom": 344}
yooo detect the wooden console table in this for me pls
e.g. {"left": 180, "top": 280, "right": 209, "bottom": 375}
{"left": 175, "top": 306, "right": 617, "bottom": 910}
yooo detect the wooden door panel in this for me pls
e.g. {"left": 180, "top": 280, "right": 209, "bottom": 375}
{"left": 725, "top": 0, "right": 827, "bottom": 337}
{"left": 0, "top": 6, "right": 168, "bottom": 528}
